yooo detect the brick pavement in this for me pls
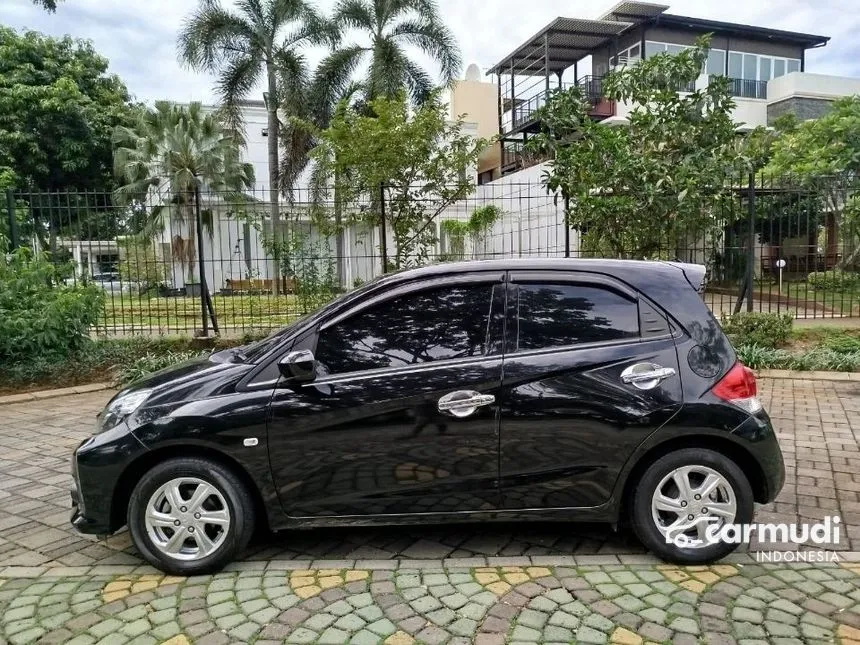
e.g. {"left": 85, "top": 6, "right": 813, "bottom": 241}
{"left": 5, "top": 560, "right": 860, "bottom": 643}
{"left": 2, "top": 378, "right": 860, "bottom": 643}
{"left": 0, "top": 377, "right": 858, "bottom": 571}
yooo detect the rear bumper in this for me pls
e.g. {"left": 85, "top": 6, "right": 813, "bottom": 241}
{"left": 732, "top": 411, "right": 785, "bottom": 504}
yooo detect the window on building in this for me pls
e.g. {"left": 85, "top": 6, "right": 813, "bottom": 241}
{"left": 760, "top": 56, "right": 772, "bottom": 81}
{"left": 645, "top": 41, "right": 666, "bottom": 58}
{"left": 787, "top": 59, "right": 800, "bottom": 73}
{"left": 315, "top": 284, "right": 495, "bottom": 374}
{"left": 707, "top": 49, "right": 726, "bottom": 76}
{"left": 612, "top": 43, "right": 643, "bottom": 66}
{"left": 743, "top": 54, "right": 757, "bottom": 80}
{"left": 773, "top": 58, "right": 786, "bottom": 78}
{"left": 728, "top": 52, "right": 743, "bottom": 78}
{"left": 516, "top": 284, "right": 639, "bottom": 351}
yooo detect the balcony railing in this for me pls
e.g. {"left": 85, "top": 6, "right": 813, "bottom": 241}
{"left": 507, "top": 77, "right": 612, "bottom": 133}
{"left": 501, "top": 140, "right": 551, "bottom": 175}
{"left": 725, "top": 77, "right": 768, "bottom": 100}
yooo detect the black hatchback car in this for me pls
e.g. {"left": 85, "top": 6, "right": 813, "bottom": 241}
{"left": 71, "top": 259, "right": 784, "bottom": 574}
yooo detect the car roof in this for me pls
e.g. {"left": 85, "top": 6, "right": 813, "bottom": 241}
{"left": 376, "top": 258, "right": 703, "bottom": 291}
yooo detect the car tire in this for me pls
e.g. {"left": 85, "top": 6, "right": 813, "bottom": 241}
{"left": 630, "top": 448, "right": 753, "bottom": 564}
{"left": 127, "top": 457, "right": 255, "bottom": 576}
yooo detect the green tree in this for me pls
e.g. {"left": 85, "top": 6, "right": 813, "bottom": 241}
{"left": 764, "top": 96, "right": 860, "bottom": 268}
{"left": 178, "top": 0, "right": 334, "bottom": 294}
{"left": 0, "top": 27, "right": 134, "bottom": 190}
{"left": 309, "top": 91, "right": 486, "bottom": 269}
{"left": 316, "top": 0, "right": 461, "bottom": 107}
{"left": 117, "top": 239, "right": 167, "bottom": 294}
{"left": 112, "top": 101, "right": 255, "bottom": 282}
{"left": 527, "top": 37, "right": 739, "bottom": 259}
{"left": 32, "top": 0, "right": 62, "bottom": 11}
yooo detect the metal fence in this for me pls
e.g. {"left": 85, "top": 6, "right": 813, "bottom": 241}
{"left": 4, "top": 171, "right": 859, "bottom": 336}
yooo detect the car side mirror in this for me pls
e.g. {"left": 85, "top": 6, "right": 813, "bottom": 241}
{"left": 278, "top": 349, "right": 317, "bottom": 383}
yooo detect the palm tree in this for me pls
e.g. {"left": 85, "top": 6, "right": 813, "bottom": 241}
{"left": 113, "top": 101, "right": 254, "bottom": 287}
{"left": 316, "top": 0, "right": 462, "bottom": 108}
{"left": 177, "top": 0, "right": 334, "bottom": 294}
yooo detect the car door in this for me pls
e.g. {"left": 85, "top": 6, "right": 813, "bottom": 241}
{"left": 498, "top": 271, "right": 683, "bottom": 510}
{"left": 267, "top": 272, "right": 506, "bottom": 518}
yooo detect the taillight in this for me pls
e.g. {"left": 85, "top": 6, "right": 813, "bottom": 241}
{"left": 711, "top": 362, "right": 762, "bottom": 414}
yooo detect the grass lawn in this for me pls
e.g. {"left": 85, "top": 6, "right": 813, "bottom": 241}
{"left": 746, "top": 278, "right": 860, "bottom": 316}
{"left": 96, "top": 293, "right": 336, "bottom": 333}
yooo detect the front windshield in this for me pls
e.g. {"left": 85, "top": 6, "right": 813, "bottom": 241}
{"left": 238, "top": 274, "right": 387, "bottom": 363}
{"left": 239, "top": 313, "right": 314, "bottom": 362}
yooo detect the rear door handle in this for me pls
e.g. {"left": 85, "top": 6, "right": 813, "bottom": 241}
{"left": 620, "top": 364, "right": 676, "bottom": 390}
{"left": 438, "top": 391, "right": 496, "bottom": 418}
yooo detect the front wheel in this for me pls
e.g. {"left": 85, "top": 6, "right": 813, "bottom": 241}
{"left": 128, "top": 457, "right": 255, "bottom": 575}
{"left": 630, "top": 448, "right": 753, "bottom": 564}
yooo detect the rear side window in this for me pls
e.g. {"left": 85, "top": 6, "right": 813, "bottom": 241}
{"left": 516, "top": 283, "right": 639, "bottom": 351}
{"left": 316, "top": 284, "right": 494, "bottom": 375}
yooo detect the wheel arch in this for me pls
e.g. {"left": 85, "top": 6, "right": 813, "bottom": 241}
{"left": 111, "top": 444, "right": 269, "bottom": 533}
{"left": 616, "top": 433, "right": 768, "bottom": 524}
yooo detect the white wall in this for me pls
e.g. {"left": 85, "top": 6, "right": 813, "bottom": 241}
{"left": 769, "top": 72, "right": 860, "bottom": 103}
{"left": 732, "top": 97, "right": 769, "bottom": 130}
{"left": 437, "top": 162, "right": 578, "bottom": 260}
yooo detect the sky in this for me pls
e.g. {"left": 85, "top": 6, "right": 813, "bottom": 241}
{"left": 4, "top": 0, "right": 860, "bottom": 104}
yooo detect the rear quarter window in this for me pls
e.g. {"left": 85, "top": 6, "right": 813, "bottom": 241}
{"left": 516, "top": 283, "right": 639, "bottom": 351}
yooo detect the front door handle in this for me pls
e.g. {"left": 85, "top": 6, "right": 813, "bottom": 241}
{"left": 620, "top": 364, "right": 676, "bottom": 390}
{"left": 438, "top": 391, "right": 496, "bottom": 418}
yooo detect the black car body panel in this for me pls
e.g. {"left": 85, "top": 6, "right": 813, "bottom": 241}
{"left": 71, "top": 259, "right": 785, "bottom": 537}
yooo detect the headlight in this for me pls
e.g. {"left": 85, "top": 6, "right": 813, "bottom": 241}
{"left": 97, "top": 389, "right": 152, "bottom": 433}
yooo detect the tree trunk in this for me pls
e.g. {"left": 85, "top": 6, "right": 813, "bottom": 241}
{"left": 266, "top": 64, "right": 282, "bottom": 296}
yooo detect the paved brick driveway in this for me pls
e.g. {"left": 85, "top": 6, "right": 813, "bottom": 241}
{"left": 1, "top": 375, "right": 859, "bottom": 571}
{"left": 2, "top": 375, "right": 860, "bottom": 644}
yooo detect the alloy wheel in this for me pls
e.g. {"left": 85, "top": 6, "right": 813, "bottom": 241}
{"left": 144, "top": 477, "right": 230, "bottom": 561}
{"left": 651, "top": 465, "right": 737, "bottom": 549}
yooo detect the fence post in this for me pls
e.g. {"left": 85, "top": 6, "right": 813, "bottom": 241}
{"left": 5, "top": 188, "right": 18, "bottom": 250}
{"left": 746, "top": 172, "right": 756, "bottom": 313}
{"left": 379, "top": 182, "right": 388, "bottom": 273}
{"left": 564, "top": 193, "right": 570, "bottom": 258}
{"left": 194, "top": 185, "right": 209, "bottom": 337}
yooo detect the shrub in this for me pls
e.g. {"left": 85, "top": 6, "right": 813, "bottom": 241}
{"left": 0, "top": 332, "right": 269, "bottom": 392}
{"left": 824, "top": 334, "right": 860, "bottom": 354}
{"left": 735, "top": 343, "right": 860, "bottom": 372}
{"left": 807, "top": 271, "right": 860, "bottom": 293}
{"left": 0, "top": 249, "right": 105, "bottom": 362}
{"left": 117, "top": 350, "right": 202, "bottom": 385}
{"left": 719, "top": 312, "right": 793, "bottom": 348}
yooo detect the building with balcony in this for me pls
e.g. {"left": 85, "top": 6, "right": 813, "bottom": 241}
{"left": 460, "top": 1, "right": 860, "bottom": 181}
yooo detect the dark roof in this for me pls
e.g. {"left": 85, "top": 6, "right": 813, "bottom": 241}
{"left": 655, "top": 13, "right": 829, "bottom": 48}
{"left": 487, "top": 1, "right": 829, "bottom": 77}
{"left": 599, "top": 1, "right": 670, "bottom": 22}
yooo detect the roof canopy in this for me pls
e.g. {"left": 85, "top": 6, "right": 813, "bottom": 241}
{"left": 599, "top": 1, "right": 669, "bottom": 22}
{"left": 487, "top": 17, "right": 635, "bottom": 76}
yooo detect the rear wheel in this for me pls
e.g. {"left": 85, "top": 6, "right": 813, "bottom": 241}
{"left": 630, "top": 448, "right": 753, "bottom": 564}
{"left": 128, "top": 457, "right": 255, "bottom": 575}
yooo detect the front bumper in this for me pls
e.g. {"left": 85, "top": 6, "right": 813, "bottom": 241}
{"left": 70, "top": 422, "right": 148, "bottom": 536}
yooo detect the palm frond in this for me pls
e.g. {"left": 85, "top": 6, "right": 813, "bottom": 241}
{"left": 215, "top": 52, "right": 264, "bottom": 138}
{"left": 177, "top": 1, "right": 257, "bottom": 71}
{"left": 312, "top": 45, "right": 367, "bottom": 120}
{"left": 390, "top": 18, "right": 461, "bottom": 85}
{"left": 402, "top": 56, "right": 434, "bottom": 105}
{"left": 334, "top": 0, "right": 375, "bottom": 31}
{"left": 368, "top": 36, "right": 406, "bottom": 100}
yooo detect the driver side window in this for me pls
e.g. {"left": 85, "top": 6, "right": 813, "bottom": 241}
{"left": 315, "top": 284, "right": 495, "bottom": 376}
